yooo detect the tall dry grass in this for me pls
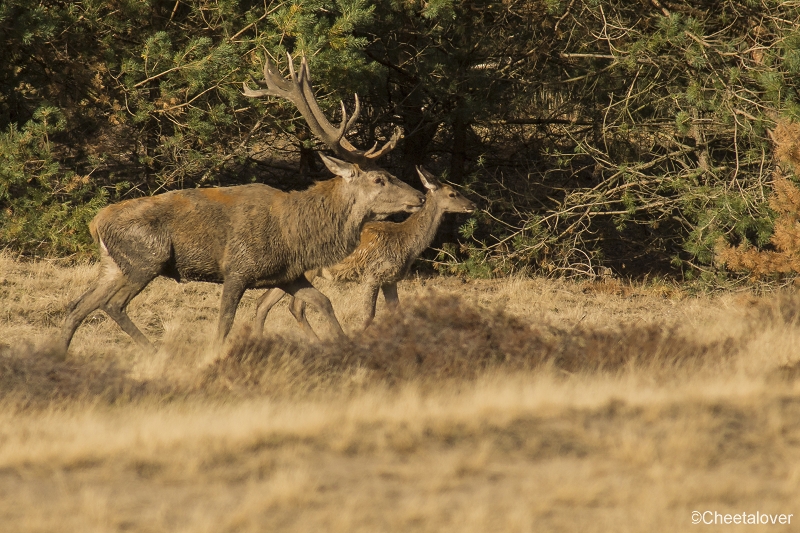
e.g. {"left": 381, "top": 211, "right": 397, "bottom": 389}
{"left": 2, "top": 253, "right": 800, "bottom": 532}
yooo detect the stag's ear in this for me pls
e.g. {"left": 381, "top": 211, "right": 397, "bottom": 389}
{"left": 320, "top": 154, "right": 358, "bottom": 182}
{"left": 416, "top": 166, "right": 440, "bottom": 191}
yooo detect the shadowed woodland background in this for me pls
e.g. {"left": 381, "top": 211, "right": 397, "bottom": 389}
{"left": 4, "top": 0, "right": 800, "bottom": 283}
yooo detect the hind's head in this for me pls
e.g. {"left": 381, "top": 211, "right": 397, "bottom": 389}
{"left": 416, "top": 166, "right": 476, "bottom": 214}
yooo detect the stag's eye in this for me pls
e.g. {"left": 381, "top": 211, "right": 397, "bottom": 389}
{"left": 449, "top": 193, "right": 457, "bottom": 198}
{"left": 374, "top": 177, "right": 385, "bottom": 185}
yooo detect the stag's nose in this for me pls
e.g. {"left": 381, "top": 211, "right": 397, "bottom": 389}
{"left": 405, "top": 194, "right": 425, "bottom": 212}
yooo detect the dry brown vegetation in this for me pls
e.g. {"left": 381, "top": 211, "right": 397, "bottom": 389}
{"left": 2, "top": 253, "right": 800, "bottom": 532}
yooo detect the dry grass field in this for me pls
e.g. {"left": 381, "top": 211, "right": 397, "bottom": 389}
{"left": 2, "top": 252, "right": 800, "bottom": 532}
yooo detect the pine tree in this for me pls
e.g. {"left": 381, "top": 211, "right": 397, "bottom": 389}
{"left": 716, "top": 120, "right": 800, "bottom": 278}
{"left": 0, "top": 0, "right": 377, "bottom": 257}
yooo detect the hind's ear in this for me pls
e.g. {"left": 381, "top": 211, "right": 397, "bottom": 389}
{"left": 416, "top": 166, "right": 441, "bottom": 191}
{"left": 320, "top": 154, "right": 359, "bottom": 182}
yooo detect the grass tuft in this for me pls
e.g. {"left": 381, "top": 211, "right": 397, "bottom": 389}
{"left": 203, "top": 292, "right": 736, "bottom": 395}
{"left": 0, "top": 345, "right": 152, "bottom": 409}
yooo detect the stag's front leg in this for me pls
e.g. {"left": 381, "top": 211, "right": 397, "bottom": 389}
{"left": 216, "top": 278, "right": 247, "bottom": 345}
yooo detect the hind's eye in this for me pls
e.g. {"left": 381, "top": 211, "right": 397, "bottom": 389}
{"left": 449, "top": 193, "right": 457, "bottom": 198}
{"left": 374, "top": 177, "right": 384, "bottom": 185}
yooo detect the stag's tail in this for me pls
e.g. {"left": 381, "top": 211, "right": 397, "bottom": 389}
{"left": 88, "top": 217, "right": 100, "bottom": 245}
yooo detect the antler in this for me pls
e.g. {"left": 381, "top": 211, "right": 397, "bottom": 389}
{"left": 243, "top": 53, "right": 402, "bottom": 166}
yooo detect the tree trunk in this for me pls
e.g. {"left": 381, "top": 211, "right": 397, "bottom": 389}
{"left": 450, "top": 112, "right": 468, "bottom": 184}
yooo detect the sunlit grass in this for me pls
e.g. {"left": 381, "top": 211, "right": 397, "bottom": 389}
{"left": 1, "top": 253, "right": 800, "bottom": 532}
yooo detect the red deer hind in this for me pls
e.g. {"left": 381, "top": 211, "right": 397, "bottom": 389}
{"left": 57, "top": 54, "right": 425, "bottom": 355}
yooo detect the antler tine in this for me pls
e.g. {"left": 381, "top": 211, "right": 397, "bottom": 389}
{"left": 276, "top": 54, "right": 334, "bottom": 150}
{"left": 242, "top": 79, "right": 272, "bottom": 98}
{"left": 299, "top": 54, "right": 310, "bottom": 84}
{"left": 264, "top": 56, "right": 293, "bottom": 94}
{"left": 244, "top": 53, "right": 401, "bottom": 164}
{"left": 345, "top": 94, "right": 361, "bottom": 134}
{"left": 363, "top": 141, "right": 379, "bottom": 156}
{"left": 242, "top": 56, "right": 292, "bottom": 98}
{"left": 365, "top": 126, "right": 404, "bottom": 160}
{"left": 295, "top": 56, "right": 358, "bottom": 151}
{"left": 336, "top": 101, "right": 349, "bottom": 142}
{"left": 286, "top": 52, "right": 300, "bottom": 86}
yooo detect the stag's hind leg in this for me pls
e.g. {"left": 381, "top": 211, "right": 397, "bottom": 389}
{"left": 59, "top": 255, "right": 155, "bottom": 354}
{"left": 280, "top": 277, "right": 345, "bottom": 340}
{"left": 100, "top": 273, "right": 155, "bottom": 351}
{"left": 254, "top": 288, "right": 287, "bottom": 334}
{"left": 60, "top": 284, "right": 121, "bottom": 354}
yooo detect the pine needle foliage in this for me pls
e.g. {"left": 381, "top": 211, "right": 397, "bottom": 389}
{"left": 0, "top": 106, "right": 106, "bottom": 256}
{"left": 430, "top": 0, "right": 800, "bottom": 280}
{"left": 716, "top": 120, "right": 800, "bottom": 278}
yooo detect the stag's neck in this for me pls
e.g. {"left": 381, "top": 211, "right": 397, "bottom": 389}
{"left": 397, "top": 197, "right": 446, "bottom": 258}
{"left": 286, "top": 178, "right": 369, "bottom": 270}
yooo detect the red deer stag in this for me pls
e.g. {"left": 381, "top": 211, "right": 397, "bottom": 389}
{"left": 57, "top": 54, "right": 425, "bottom": 355}
{"left": 253, "top": 166, "right": 476, "bottom": 335}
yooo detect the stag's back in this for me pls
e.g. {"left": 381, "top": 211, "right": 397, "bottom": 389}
{"left": 91, "top": 180, "right": 367, "bottom": 286}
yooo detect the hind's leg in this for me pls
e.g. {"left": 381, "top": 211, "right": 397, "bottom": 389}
{"left": 360, "top": 282, "right": 381, "bottom": 331}
{"left": 287, "top": 296, "right": 317, "bottom": 340}
{"left": 381, "top": 283, "right": 400, "bottom": 313}
{"left": 254, "top": 288, "right": 317, "bottom": 340}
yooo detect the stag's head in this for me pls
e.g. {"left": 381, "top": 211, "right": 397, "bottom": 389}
{"left": 244, "top": 54, "right": 424, "bottom": 216}
{"left": 416, "top": 167, "right": 476, "bottom": 213}
{"left": 320, "top": 154, "right": 424, "bottom": 217}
